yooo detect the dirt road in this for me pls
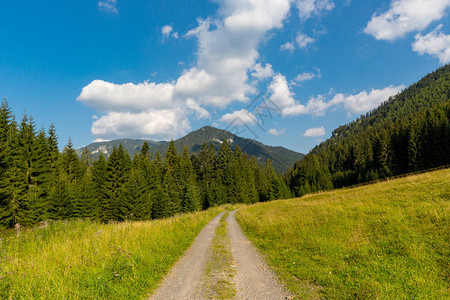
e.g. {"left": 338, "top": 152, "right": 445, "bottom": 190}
{"left": 227, "top": 210, "right": 292, "bottom": 300}
{"left": 149, "top": 211, "right": 226, "bottom": 300}
{"left": 149, "top": 209, "right": 291, "bottom": 299}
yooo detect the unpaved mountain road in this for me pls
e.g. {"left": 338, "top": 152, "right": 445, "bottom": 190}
{"left": 227, "top": 210, "right": 292, "bottom": 300}
{"left": 149, "top": 211, "right": 226, "bottom": 300}
{"left": 149, "top": 210, "right": 291, "bottom": 300}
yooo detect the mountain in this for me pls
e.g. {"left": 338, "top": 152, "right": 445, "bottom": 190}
{"left": 286, "top": 64, "right": 450, "bottom": 196}
{"left": 77, "top": 126, "right": 305, "bottom": 172}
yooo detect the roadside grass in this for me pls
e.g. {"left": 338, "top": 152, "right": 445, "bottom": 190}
{"left": 202, "top": 212, "right": 236, "bottom": 299}
{"left": 236, "top": 169, "right": 450, "bottom": 299}
{"left": 0, "top": 207, "right": 225, "bottom": 299}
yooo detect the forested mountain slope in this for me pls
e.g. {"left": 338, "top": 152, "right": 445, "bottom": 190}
{"left": 77, "top": 126, "right": 304, "bottom": 172}
{"left": 286, "top": 65, "right": 450, "bottom": 195}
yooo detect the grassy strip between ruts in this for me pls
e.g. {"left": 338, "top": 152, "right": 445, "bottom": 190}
{"left": 236, "top": 168, "right": 450, "bottom": 299}
{"left": 0, "top": 207, "right": 226, "bottom": 299}
{"left": 201, "top": 211, "right": 236, "bottom": 299}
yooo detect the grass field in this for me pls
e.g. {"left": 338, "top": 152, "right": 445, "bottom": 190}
{"left": 236, "top": 169, "right": 450, "bottom": 299}
{"left": 0, "top": 207, "right": 226, "bottom": 299}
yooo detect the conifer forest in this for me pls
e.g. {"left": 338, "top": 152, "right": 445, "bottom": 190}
{"left": 285, "top": 65, "right": 450, "bottom": 196}
{"left": 1, "top": 65, "right": 449, "bottom": 229}
{"left": 0, "top": 101, "right": 290, "bottom": 228}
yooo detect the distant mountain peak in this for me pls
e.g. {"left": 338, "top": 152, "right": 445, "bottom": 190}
{"left": 78, "top": 126, "right": 304, "bottom": 172}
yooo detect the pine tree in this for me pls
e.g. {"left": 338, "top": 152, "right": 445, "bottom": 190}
{"left": 46, "top": 123, "right": 60, "bottom": 219}
{"left": 60, "top": 139, "right": 82, "bottom": 218}
{"left": 163, "top": 169, "right": 181, "bottom": 216}
{"left": 78, "top": 147, "right": 95, "bottom": 219}
{"left": 106, "top": 144, "right": 131, "bottom": 221}
{"left": 92, "top": 153, "right": 109, "bottom": 222}
{"left": 214, "top": 140, "right": 232, "bottom": 203}
{"left": 165, "top": 140, "right": 178, "bottom": 169}
{"left": 152, "top": 183, "right": 169, "bottom": 219}
{"left": 0, "top": 99, "right": 14, "bottom": 227}
{"left": 129, "top": 142, "right": 155, "bottom": 220}
{"left": 407, "top": 122, "right": 419, "bottom": 171}
{"left": 179, "top": 147, "right": 200, "bottom": 212}
{"left": 31, "top": 129, "right": 51, "bottom": 221}
{"left": 13, "top": 114, "right": 37, "bottom": 226}
{"left": 197, "top": 143, "right": 217, "bottom": 208}
{"left": 61, "top": 139, "right": 82, "bottom": 185}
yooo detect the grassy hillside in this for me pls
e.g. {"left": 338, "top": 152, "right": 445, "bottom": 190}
{"left": 237, "top": 169, "right": 449, "bottom": 299}
{"left": 0, "top": 207, "right": 226, "bottom": 299}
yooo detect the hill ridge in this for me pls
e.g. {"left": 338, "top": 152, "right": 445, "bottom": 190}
{"left": 77, "top": 126, "right": 304, "bottom": 172}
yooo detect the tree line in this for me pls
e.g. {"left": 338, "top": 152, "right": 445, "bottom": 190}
{"left": 0, "top": 100, "right": 290, "bottom": 228}
{"left": 286, "top": 65, "right": 450, "bottom": 196}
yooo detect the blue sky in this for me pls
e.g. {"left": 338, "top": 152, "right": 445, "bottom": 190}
{"left": 1, "top": 0, "right": 449, "bottom": 154}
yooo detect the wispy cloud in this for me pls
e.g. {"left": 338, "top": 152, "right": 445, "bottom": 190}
{"left": 296, "top": 0, "right": 335, "bottom": 21}
{"left": 162, "top": 25, "right": 179, "bottom": 39}
{"left": 296, "top": 32, "right": 315, "bottom": 49}
{"left": 268, "top": 128, "right": 286, "bottom": 136}
{"left": 280, "top": 42, "right": 295, "bottom": 52}
{"left": 292, "top": 68, "right": 321, "bottom": 84}
{"left": 98, "top": 0, "right": 118, "bottom": 14}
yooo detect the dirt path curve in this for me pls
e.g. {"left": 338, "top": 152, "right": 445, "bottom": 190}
{"left": 149, "top": 211, "right": 226, "bottom": 300}
{"left": 227, "top": 210, "right": 292, "bottom": 300}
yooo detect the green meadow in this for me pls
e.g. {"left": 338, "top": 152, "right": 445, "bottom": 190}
{"left": 1, "top": 169, "right": 448, "bottom": 299}
{"left": 0, "top": 207, "right": 225, "bottom": 299}
{"left": 237, "top": 169, "right": 449, "bottom": 299}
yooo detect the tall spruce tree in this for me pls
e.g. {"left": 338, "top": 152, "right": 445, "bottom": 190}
{"left": 0, "top": 100, "right": 13, "bottom": 227}
{"left": 106, "top": 144, "right": 132, "bottom": 221}
{"left": 92, "top": 152, "right": 108, "bottom": 222}
{"left": 179, "top": 147, "right": 200, "bottom": 212}
{"left": 60, "top": 139, "right": 82, "bottom": 218}
{"left": 31, "top": 129, "right": 51, "bottom": 221}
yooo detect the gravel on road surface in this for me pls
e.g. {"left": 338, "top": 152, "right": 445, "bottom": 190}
{"left": 149, "top": 211, "right": 226, "bottom": 300}
{"left": 227, "top": 210, "right": 292, "bottom": 300}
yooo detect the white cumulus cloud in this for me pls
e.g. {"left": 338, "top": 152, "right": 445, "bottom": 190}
{"left": 220, "top": 109, "right": 258, "bottom": 126}
{"left": 327, "top": 85, "right": 406, "bottom": 115}
{"left": 91, "top": 109, "right": 190, "bottom": 140}
{"left": 251, "top": 63, "right": 274, "bottom": 80}
{"left": 269, "top": 73, "right": 307, "bottom": 116}
{"left": 303, "top": 126, "right": 325, "bottom": 137}
{"left": 364, "top": 0, "right": 450, "bottom": 41}
{"left": 412, "top": 24, "right": 450, "bottom": 64}
{"left": 77, "top": 80, "right": 176, "bottom": 113}
{"left": 79, "top": 0, "right": 294, "bottom": 140}
{"left": 175, "top": 0, "right": 292, "bottom": 107}
{"left": 267, "top": 74, "right": 405, "bottom": 117}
